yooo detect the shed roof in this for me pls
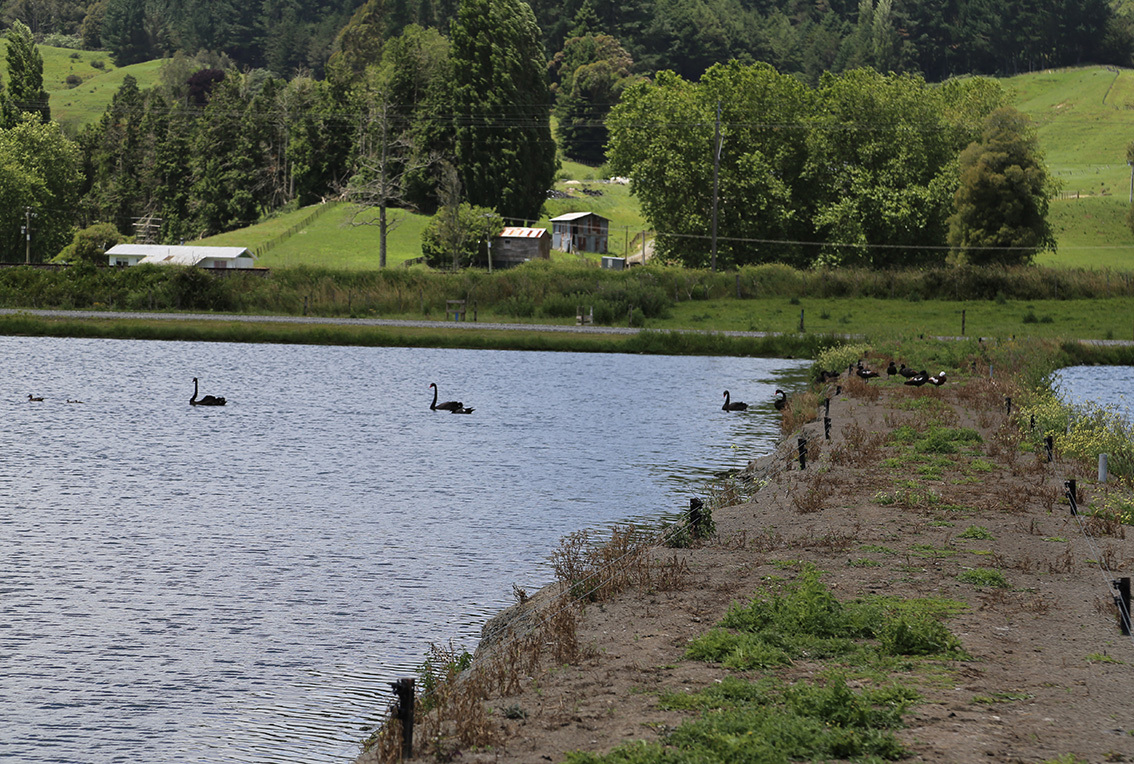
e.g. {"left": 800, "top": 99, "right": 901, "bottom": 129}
{"left": 106, "top": 244, "right": 253, "bottom": 265}
{"left": 499, "top": 227, "right": 549, "bottom": 238}
{"left": 549, "top": 212, "right": 609, "bottom": 223}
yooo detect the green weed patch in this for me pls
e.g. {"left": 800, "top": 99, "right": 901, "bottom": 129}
{"left": 685, "top": 569, "right": 967, "bottom": 669}
{"left": 567, "top": 673, "right": 918, "bottom": 763}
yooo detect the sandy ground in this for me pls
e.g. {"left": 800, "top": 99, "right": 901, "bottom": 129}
{"left": 359, "top": 374, "right": 1134, "bottom": 764}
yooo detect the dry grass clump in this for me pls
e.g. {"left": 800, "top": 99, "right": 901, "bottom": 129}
{"left": 792, "top": 469, "right": 833, "bottom": 514}
{"left": 551, "top": 525, "right": 651, "bottom": 602}
{"left": 1083, "top": 512, "right": 1126, "bottom": 539}
{"left": 830, "top": 421, "right": 887, "bottom": 467}
{"left": 954, "top": 376, "right": 1016, "bottom": 413}
{"left": 780, "top": 389, "right": 822, "bottom": 434}
{"left": 843, "top": 375, "right": 881, "bottom": 402}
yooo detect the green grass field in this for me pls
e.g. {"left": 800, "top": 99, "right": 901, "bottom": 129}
{"left": 3, "top": 39, "right": 163, "bottom": 132}
{"left": 654, "top": 295, "right": 1134, "bottom": 342}
{"left": 1006, "top": 66, "right": 1134, "bottom": 270}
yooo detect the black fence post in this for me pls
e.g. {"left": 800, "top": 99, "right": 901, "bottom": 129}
{"left": 1045, "top": 435, "right": 1054, "bottom": 463}
{"left": 823, "top": 397, "right": 830, "bottom": 417}
{"left": 391, "top": 678, "right": 415, "bottom": 759}
{"left": 823, "top": 416, "right": 831, "bottom": 440}
{"left": 1064, "top": 479, "right": 1078, "bottom": 516}
{"left": 1005, "top": 396, "right": 1012, "bottom": 417}
{"left": 1113, "top": 578, "right": 1132, "bottom": 636}
{"left": 798, "top": 437, "right": 807, "bottom": 470}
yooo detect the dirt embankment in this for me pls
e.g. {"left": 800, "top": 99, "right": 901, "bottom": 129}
{"left": 360, "top": 374, "right": 1134, "bottom": 764}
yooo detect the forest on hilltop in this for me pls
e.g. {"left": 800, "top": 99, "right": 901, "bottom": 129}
{"left": 4, "top": 0, "right": 1133, "bottom": 81}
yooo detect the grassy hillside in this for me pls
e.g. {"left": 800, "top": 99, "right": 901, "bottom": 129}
{"left": 1006, "top": 66, "right": 1134, "bottom": 270}
{"left": 198, "top": 203, "right": 432, "bottom": 270}
{"left": 2, "top": 40, "right": 163, "bottom": 132}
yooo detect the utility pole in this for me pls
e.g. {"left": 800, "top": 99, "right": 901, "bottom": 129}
{"left": 22, "top": 207, "right": 35, "bottom": 265}
{"left": 711, "top": 101, "right": 721, "bottom": 272}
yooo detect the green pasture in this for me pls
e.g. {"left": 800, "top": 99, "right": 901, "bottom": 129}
{"left": 195, "top": 176, "right": 648, "bottom": 268}
{"left": 2, "top": 41, "right": 164, "bottom": 132}
{"left": 198, "top": 203, "right": 433, "bottom": 269}
{"left": 1041, "top": 195, "right": 1134, "bottom": 269}
{"left": 655, "top": 296, "right": 1134, "bottom": 342}
{"left": 1006, "top": 67, "right": 1131, "bottom": 185}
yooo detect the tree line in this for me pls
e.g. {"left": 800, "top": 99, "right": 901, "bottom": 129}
{"left": 1, "top": 0, "right": 1062, "bottom": 269}
{"left": 607, "top": 63, "right": 1053, "bottom": 269}
{"left": 5, "top": 0, "right": 1132, "bottom": 84}
{"left": 1, "top": 0, "right": 557, "bottom": 264}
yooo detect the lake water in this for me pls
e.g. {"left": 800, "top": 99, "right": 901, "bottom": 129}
{"left": 0, "top": 336, "right": 809, "bottom": 764}
{"left": 1053, "top": 365, "right": 1134, "bottom": 426}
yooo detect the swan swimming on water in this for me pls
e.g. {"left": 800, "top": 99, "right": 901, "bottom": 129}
{"left": 722, "top": 390, "right": 748, "bottom": 411}
{"left": 190, "top": 377, "right": 226, "bottom": 406}
{"left": 429, "top": 382, "right": 466, "bottom": 412}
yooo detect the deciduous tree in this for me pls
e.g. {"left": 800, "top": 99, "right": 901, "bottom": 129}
{"left": 0, "top": 115, "right": 81, "bottom": 261}
{"left": 947, "top": 106, "right": 1055, "bottom": 266}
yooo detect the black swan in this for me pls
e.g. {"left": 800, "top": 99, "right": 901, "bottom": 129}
{"left": 773, "top": 389, "right": 788, "bottom": 411}
{"left": 429, "top": 382, "right": 465, "bottom": 412}
{"left": 722, "top": 390, "right": 748, "bottom": 411}
{"left": 190, "top": 377, "right": 226, "bottom": 406}
{"left": 27, "top": 394, "right": 43, "bottom": 402}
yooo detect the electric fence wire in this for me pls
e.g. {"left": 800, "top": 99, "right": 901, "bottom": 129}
{"left": 1064, "top": 482, "right": 1134, "bottom": 648}
{"left": 994, "top": 374, "right": 1134, "bottom": 650}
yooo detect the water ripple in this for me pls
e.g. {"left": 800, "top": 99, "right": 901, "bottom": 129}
{"left": 1, "top": 336, "right": 808, "bottom": 763}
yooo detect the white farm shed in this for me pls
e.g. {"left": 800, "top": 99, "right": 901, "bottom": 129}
{"left": 106, "top": 244, "right": 256, "bottom": 269}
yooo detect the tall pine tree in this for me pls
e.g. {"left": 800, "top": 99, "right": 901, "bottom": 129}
{"left": 5, "top": 21, "right": 50, "bottom": 123}
{"left": 450, "top": 0, "right": 557, "bottom": 222}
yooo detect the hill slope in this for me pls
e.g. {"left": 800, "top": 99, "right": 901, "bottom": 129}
{"left": 1006, "top": 66, "right": 1134, "bottom": 270}
{"left": 2, "top": 41, "right": 163, "bottom": 132}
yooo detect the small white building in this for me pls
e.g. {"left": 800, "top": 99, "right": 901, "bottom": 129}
{"left": 106, "top": 244, "right": 256, "bottom": 269}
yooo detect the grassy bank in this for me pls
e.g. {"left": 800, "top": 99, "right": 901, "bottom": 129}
{"left": 2, "top": 262, "right": 1134, "bottom": 346}
{"left": 0, "top": 313, "right": 838, "bottom": 358}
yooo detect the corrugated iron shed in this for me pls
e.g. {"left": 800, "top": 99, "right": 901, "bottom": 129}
{"left": 500, "top": 227, "right": 549, "bottom": 238}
